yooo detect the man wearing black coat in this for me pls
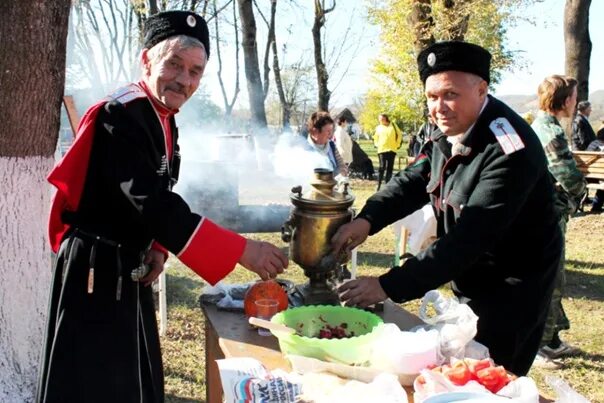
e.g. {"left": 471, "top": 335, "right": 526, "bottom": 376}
{"left": 38, "top": 11, "right": 287, "bottom": 403}
{"left": 409, "top": 116, "right": 440, "bottom": 157}
{"left": 333, "top": 41, "right": 561, "bottom": 376}
{"left": 586, "top": 130, "right": 604, "bottom": 212}
{"left": 572, "top": 101, "right": 596, "bottom": 151}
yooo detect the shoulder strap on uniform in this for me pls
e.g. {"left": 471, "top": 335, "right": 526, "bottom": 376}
{"left": 106, "top": 83, "right": 146, "bottom": 105}
{"left": 489, "top": 117, "right": 525, "bottom": 155}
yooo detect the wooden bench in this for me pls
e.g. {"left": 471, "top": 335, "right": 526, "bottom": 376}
{"left": 573, "top": 151, "right": 604, "bottom": 190}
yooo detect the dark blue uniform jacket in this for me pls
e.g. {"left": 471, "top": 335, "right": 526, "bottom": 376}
{"left": 357, "top": 95, "right": 562, "bottom": 375}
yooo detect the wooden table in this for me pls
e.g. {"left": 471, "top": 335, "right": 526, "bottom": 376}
{"left": 201, "top": 301, "right": 424, "bottom": 403}
{"left": 201, "top": 301, "right": 552, "bottom": 403}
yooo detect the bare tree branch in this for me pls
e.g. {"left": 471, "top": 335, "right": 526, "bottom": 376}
{"left": 206, "top": 0, "right": 233, "bottom": 22}
{"left": 214, "top": 0, "right": 240, "bottom": 116}
{"left": 253, "top": 0, "right": 276, "bottom": 100}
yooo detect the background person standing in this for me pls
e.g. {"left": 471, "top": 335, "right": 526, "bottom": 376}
{"left": 409, "top": 115, "right": 440, "bottom": 157}
{"left": 305, "top": 111, "right": 348, "bottom": 177}
{"left": 373, "top": 113, "right": 401, "bottom": 190}
{"left": 333, "top": 116, "right": 353, "bottom": 168}
{"left": 586, "top": 130, "right": 604, "bottom": 213}
{"left": 531, "top": 74, "right": 586, "bottom": 367}
{"left": 572, "top": 100, "right": 596, "bottom": 151}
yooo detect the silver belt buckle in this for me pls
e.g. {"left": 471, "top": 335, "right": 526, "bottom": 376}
{"left": 131, "top": 263, "right": 151, "bottom": 282}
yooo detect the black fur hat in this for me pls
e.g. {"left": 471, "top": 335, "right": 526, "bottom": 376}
{"left": 143, "top": 11, "right": 210, "bottom": 58}
{"left": 417, "top": 41, "right": 491, "bottom": 84}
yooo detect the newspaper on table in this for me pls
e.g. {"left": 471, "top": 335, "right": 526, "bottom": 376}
{"left": 216, "top": 357, "right": 302, "bottom": 403}
{"left": 216, "top": 357, "right": 409, "bottom": 403}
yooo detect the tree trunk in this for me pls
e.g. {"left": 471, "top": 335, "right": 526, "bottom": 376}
{"left": 409, "top": 0, "right": 435, "bottom": 55}
{"left": 564, "top": 0, "right": 592, "bottom": 101}
{"left": 442, "top": 0, "right": 469, "bottom": 41}
{"left": 0, "top": 1, "right": 70, "bottom": 401}
{"left": 261, "top": 0, "right": 277, "bottom": 101}
{"left": 313, "top": 0, "right": 335, "bottom": 112}
{"left": 237, "top": 0, "right": 268, "bottom": 129}
{"left": 148, "top": 0, "right": 158, "bottom": 15}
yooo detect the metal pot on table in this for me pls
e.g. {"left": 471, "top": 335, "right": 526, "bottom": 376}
{"left": 281, "top": 168, "right": 355, "bottom": 305}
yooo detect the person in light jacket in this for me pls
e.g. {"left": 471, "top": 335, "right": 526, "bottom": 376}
{"left": 333, "top": 116, "right": 353, "bottom": 167}
{"left": 305, "top": 111, "right": 348, "bottom": 177}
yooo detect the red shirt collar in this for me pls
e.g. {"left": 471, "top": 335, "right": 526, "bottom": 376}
{"left": 138, "top": 80, "right": 175, "bottom": 160}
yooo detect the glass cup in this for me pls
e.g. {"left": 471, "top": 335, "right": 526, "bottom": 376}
{"left": 255, "top": 299, "right": 279, "bottom": 336}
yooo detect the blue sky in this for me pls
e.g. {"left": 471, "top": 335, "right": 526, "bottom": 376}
{"left": 493, "top": 0, "right": 604, "bottom": 96}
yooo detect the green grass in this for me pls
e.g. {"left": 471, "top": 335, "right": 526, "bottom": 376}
{"left": 161, "top": 155, "right": 604, "bottom": 402}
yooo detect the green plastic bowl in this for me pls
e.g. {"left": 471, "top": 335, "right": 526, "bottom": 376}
{"left": 270, "top": 305, "right": 383, "bottom": 365}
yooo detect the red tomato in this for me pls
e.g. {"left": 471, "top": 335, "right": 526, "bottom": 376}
{"left": 476, "top": 366, "right": 509, "bottom": 393}
{"left": 444, "top": 364, "right": 472, "bottom": 386}
{"left": 466, "top": 358, "right": 493, "bottom": 378}
{"left": 418, "top": 359, "right": 513, "bottom": 394}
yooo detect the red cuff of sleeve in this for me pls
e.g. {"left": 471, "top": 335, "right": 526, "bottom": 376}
{"left": 151, "top": 241, "right": 169, "bottom": 262}
{"left": 176, "top": 218, "right": 246, "bottom": 285}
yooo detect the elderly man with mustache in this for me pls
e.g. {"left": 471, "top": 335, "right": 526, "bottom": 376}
{"left": 38, "top": 11, "right": 287, "bottom": 403}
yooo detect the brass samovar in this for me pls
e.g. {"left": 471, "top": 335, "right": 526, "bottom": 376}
{"left": 281, "top": 168, "right": 355, "bottom": 305}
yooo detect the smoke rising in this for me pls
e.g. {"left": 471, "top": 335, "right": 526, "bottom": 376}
{"left": 173, "top": 125, "right": 339, "bottom": 232}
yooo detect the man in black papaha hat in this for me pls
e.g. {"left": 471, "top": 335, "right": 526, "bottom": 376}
{"left": 333, "top": 41, "right": 562, "bottom": 376}
{"left": 38, "top": 10, "right": 288, "bottom": 403}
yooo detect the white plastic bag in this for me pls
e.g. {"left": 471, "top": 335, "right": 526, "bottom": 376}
{"left": 200, "top": 281, "right": 250, "bottom": 310}
{"left": 546, "top": 376, "right": 591, "bottom": 403}
{"left": 300, "top": 372, "right": 408, "bottom": 403}
{"left": 391, "top": 204, "right": 437, "bottom": 255}
{"left": 417, "top": 290, "right": 488, "bottom": 362}
{"left": 370, "top": 324, "right": 439, "bottom": 376}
